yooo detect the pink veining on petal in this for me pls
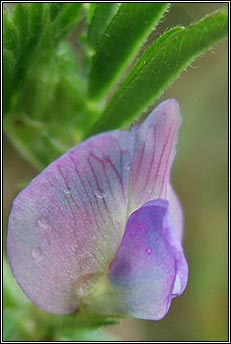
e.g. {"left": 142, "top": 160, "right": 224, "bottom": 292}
{"left": 159, "top": 124, "right": 176, "bottom": 198}
{"left": 128, "top": 99, "right": 182, "bottom": 214}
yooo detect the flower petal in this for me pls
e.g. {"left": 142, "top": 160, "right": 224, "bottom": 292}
{"left": 167, "top": 184, "right": 184, "bottom": 240}
{"left": 7, "top": 131, "right": 134, "bottom": 314}
{"left": 128, "top": 99, "right": 182, "bottom": 214}
{"left": 109, "top": 199, "right": 188, "bottom": 320}
{"left": 7, "top": 99, "right": 186, "bottom": 317}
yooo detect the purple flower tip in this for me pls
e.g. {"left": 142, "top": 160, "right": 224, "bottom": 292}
{"left": 109, "top": 199, "right": 188, "bottom": 320}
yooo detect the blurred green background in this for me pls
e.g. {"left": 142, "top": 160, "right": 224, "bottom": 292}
{"left": 3, "top": 3, "right": 228, "bottom": 341}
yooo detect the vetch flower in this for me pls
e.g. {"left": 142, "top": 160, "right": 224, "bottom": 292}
{"left": 7, "top": 99, "right": 188, "bottom": 320}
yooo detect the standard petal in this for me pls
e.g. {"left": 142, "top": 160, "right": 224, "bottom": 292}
{"left": 128, "top": 99, "right": 182, "bottom": 214}
{"left": 7, "top": 131, "right": 134, "bottom": 314}
{"left": 109, "top": 199, "right": 188, "bottom": 320}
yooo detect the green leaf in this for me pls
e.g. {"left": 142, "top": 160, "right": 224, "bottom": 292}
{"left": 3, "top": 4, "right": 46, "bottom": 112}
{"left": 55, "top": 328, "right": 119, "bottom": 341}
{"left": 3, "top": 10, "right": 19, "bottom": 53}
{"left": 3, "top": 309, "right": 23, "bottom": 341}
{"left": 87, "top": 3, "right": 120, "bottom": 50}
{"left": 4, "top": 42, "right": 87, "bottom": 169}
{"left": 87, "top": 7, "right": 228, "bottom": 135}
{"left": 88, "top": 3, "right": 170, "bottom": 100}
{"left": 3, "top": 49, "right": 17, "bottom": 113}
{"left": 3, "top": 3, "right": 82, "bottom": 114}
{"left": 12, "top": 4, "right": 29, "bottom": 50}
{"left": 52, "top": 309, "right": 119, "bottom": 341}
{"left": 83, "top": 3, "right": 97, "bottom": 25}
{"left": 27, "top": 4, "right": 45, "bottom": 44}
{"left": 52, "top": 3, "right": 82, "bottom": 40}
{"left": 49, "top": 3, "right": 65, "bottom": 21}
{"left": 3, "top": 3, "right": 87, "bottom": 169}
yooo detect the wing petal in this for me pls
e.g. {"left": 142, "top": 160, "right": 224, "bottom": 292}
{"left": 109, "top": 199, "right": 188, "bottom": 320}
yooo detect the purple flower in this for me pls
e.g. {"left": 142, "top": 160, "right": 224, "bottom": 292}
{"left": 7, "top": 99, "right": 188, "bottom": 320}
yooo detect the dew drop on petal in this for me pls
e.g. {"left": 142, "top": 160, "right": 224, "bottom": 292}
{"left": 124, "top": 162, "right": 131, "bottom": 172}
{"left": 38, "top": 217, "right": 51, "bottom": 230}
{"left": 94, "top": 189, "right": 105, "bottom": 199}
{"left": 75, "top": 273, "right": 97, "bottom": 299}
{"left": 145, "top": 248, "right": 152, "bottom": 255}
{"left": 32, "top": 247, "right": 43, "bottom": 261}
